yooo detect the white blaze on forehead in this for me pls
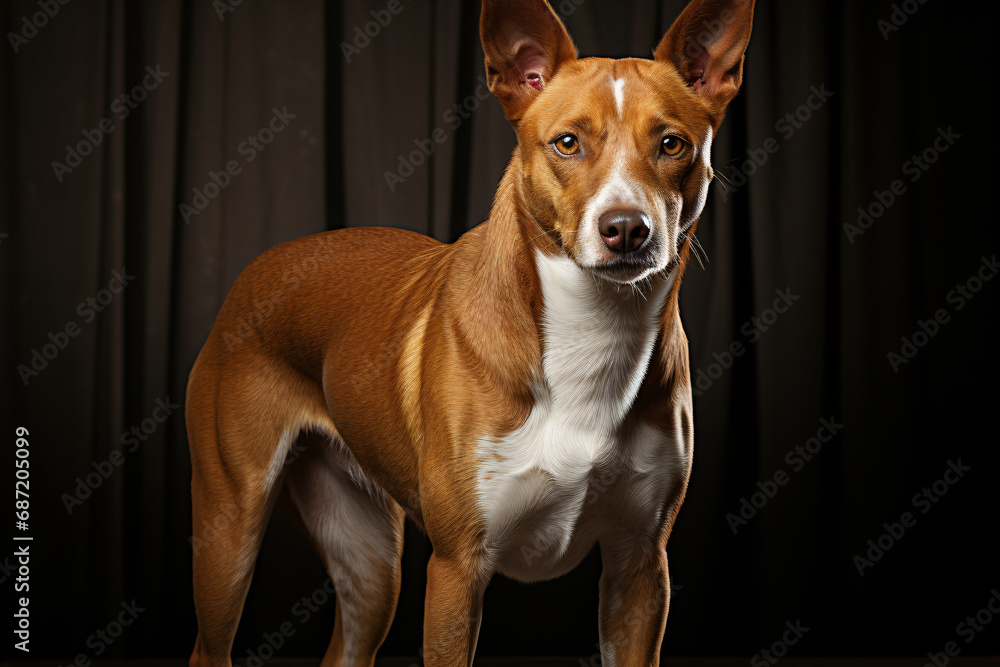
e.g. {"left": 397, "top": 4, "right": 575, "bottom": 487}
{"left": 612, "top": 77, "right": 625, "bottom": 118}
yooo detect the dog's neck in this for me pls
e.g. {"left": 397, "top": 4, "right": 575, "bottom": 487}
{"left": 450, "top": 151, "right": 690, "bottom": 400}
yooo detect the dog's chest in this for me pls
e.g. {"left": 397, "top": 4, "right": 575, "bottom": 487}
{"left": 475, "top": 254, "right": 685, "bottom": 582}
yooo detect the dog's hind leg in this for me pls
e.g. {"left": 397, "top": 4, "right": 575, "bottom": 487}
{"left": 284, "top": 431, "right": 406, "bottom": 667}
{"left": 186, "top": 355, "right": 331, "bottom": 667}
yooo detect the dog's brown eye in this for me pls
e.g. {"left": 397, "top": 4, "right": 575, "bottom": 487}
{"left": 661, "top": 135, "right": 684, "bottom": 156}
{"left": 554, "top": 134, "right": 580, "bottom": 156}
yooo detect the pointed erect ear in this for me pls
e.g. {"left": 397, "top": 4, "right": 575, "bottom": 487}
{"left": 480, "top": 0, "right": 578, "bottom": 125}
{"left": 655, "top": 0, "right": 755, "bottom": 115}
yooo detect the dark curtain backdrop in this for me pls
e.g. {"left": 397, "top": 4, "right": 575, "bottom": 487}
{"left": 1, "top": 0, "right": 996, "bottom": 661}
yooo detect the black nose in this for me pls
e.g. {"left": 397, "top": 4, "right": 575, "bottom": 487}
{"left": 598, "top": 209, "right": 650, "bottom": 253}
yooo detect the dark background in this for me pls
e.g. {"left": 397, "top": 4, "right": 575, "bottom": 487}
{"left": 1, "top": 0, "right": 997, "bottom": 662}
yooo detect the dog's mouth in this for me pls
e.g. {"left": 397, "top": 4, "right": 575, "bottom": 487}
{"left": 590, "top": 246, "right": 662, "bottom": 284}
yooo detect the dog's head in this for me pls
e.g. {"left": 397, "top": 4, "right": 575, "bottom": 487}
{"left": 482, "top": 0, "right": 754, "bottom": 284}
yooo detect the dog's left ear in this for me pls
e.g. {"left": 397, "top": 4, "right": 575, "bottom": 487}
{"left": 655, "top": 0, "right": 755, "bottom": 117}
{"left": 481, "top": 0, "right": 578, "bottom": 125}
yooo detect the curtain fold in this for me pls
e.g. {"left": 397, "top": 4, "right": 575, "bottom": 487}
{"left": 1, "top": 0, "right": 995, "bottom": 659}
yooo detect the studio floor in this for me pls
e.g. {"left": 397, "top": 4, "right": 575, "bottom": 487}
{"left": 4, "top": 659, "right": 998, "bottom": 666}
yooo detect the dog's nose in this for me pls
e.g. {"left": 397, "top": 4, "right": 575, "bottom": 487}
{"left": 598, "top": 209, "right": 650, "bottom": 253}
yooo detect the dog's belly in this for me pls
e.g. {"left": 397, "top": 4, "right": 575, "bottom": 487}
{"left": 477, "top": 417, "right": 685, "bottom": 583}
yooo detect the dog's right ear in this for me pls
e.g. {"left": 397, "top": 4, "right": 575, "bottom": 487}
{"left": 655, "top": 0, "right": 755, "bottom": 120}
{"left": 480, "top": 0, "right": 578, "bottom": 125}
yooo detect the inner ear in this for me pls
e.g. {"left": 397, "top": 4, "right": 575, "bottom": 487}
{"left": 480, "top": 0, "right": 578, "bottom": 124}
{"left": 685, "top": 46, "right": 712, "bottom": 90}
{"left": 515, "top": 43, "right": 550, "bottom": 91}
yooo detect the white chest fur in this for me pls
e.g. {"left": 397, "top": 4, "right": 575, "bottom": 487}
{"left": 475, "top": 253, "right": 688, "bottom": 582}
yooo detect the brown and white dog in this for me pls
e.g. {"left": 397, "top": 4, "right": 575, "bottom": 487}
{"left": 186, "top": 0, "right": 754, "bottom": 664}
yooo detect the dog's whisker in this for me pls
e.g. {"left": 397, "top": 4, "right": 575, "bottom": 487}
{"left": 681, "top": 231, "right": 708, "bottom": 270}
{"left": 714, "top": 171, "right": 734, "bottom": 190}
{"left": 635, "top": 281, "right": 648, "bottom": 301}
{"left": 691, "top": 232, "right": 709, "bottom": 264}
{"left": 525, "top": 229, "right": 557, "bottom": 245}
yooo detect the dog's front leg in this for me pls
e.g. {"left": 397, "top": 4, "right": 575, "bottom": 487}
{"left": 597, "top": 536, "right": 671, "bottom": 667}
{"left": 422, "top": 553, "right": 487, "bottom": 666}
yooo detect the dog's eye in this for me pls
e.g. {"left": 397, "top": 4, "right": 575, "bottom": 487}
{"left": 661, "top": 135, "right": 685, "bottom": 157}
{"left": 554, "top": 134, "right": 581, "bottom": 157}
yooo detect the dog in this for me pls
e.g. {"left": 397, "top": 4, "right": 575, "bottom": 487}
{"left": 186, "top": 0, "right": 754, "bottom": 664}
